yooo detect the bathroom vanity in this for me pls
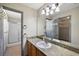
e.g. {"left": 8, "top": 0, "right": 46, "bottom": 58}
{"left": 25, "top": 38, "right": 79, "bottom": 56}
{"left": 26, "top": 39, "right": 46, "bottom": 56}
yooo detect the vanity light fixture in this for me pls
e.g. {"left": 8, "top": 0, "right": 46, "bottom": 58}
{"left": 41, "top": 3, "right": 62, "bottom": 16}
{"left": 51, "top": 4, "right": 56, "bottom": 10}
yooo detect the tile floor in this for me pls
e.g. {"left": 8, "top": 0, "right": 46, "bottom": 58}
{"left": 4, "top": 44, "right": 21, "bottom": 56}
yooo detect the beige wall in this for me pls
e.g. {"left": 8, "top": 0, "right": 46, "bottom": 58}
{"left": 1, "top": 3, "right": 37, "bottom": 37}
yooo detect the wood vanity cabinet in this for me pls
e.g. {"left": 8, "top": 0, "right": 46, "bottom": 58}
{"left": 36, "top": 49, "right": 46, "bottom": 56}
{"left": 27, "top": 41, "right": 32, "bottom": 56}
{"left": 26, "top": 40, "right": 46, "bottom": 56}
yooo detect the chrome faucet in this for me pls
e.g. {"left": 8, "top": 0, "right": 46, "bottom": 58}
{"left": 43, "top": 36, "right": 48, "bottom": 44}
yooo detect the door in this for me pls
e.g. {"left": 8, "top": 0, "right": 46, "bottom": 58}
{"left": 8, "top": 22, "right": 19, "bottom": 44}
{"left": 58, "top": 16, "right": 71, "bottom": 42}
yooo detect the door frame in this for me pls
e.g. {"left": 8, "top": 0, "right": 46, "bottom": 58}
{"left": 2, "top": 6, "right": 24, "bottom": 56}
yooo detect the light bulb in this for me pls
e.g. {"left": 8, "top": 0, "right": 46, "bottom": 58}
{"left": 51, "top": 4, "right": 56, "bottom": 10}
{"left": 67, "top": 16, "right": 70, "bottom": 19}
{"left": 50, "top": 10, "right": 54, "bottom": 15}
{"left": 41, "top": 9, "right": 45, "bottom": 15}
{"left": 46, "top": 7, "right": 49, "bottom": 12}
{"left": 55, "top": 7, "right": 60, "bottom": 12}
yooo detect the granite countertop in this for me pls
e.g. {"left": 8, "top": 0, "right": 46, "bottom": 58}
{"left": 27, "top": 38, "right": 79, "bottom": 56}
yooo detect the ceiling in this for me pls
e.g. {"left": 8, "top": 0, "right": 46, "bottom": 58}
{"left": 57, "top": 3, "right": 79, "bottom": 14}
{"left": 22, "top": 3, "right": 44, "bottom": 10}
{"left": 22, "top": 3, "right": 79, "bottom": 12}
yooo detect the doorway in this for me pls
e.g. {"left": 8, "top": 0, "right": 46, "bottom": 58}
{"left": 2, "top": 6, "right": 23, "bottom": 56}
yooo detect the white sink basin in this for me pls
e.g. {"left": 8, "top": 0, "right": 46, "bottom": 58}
{"left": 36, "top": 41, "right": 52, "bottom": 49}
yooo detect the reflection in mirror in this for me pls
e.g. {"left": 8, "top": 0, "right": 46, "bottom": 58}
{"left": 44, "top": 16, "right": 79, "bottom": 53}
{"left": 45, "top": 15, "right": 71, "bottom": 41}
{"left": 44, "top": 15, "right": 79, "bottom": 49}
{"left": 45, "top": 18, "right": 59, "bottom": 39}
{"left": 58, "top": 16, "right": 71, "bottom": 42}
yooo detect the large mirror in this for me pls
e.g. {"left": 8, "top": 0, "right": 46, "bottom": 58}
{"left": 45, "top": 16, "right": 72, "bottom": 47}
{"left": 44, "top": 15, "right": 79, "bottom": 49}
{"left": 45, "top": 16, "right": 71, "bottom": 41}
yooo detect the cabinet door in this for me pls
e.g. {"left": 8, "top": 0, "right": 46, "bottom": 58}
{"left": 27, "top": 41, "right": 32, "bottom": 56}
{"left": 37, "top": 49, "right": 46, "bottom": 56}
{"left": 31, "top": 45, "right": 37, "bottom": 56}
{"left": 27, "top": 41, "right": 37, "bottom": 56}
